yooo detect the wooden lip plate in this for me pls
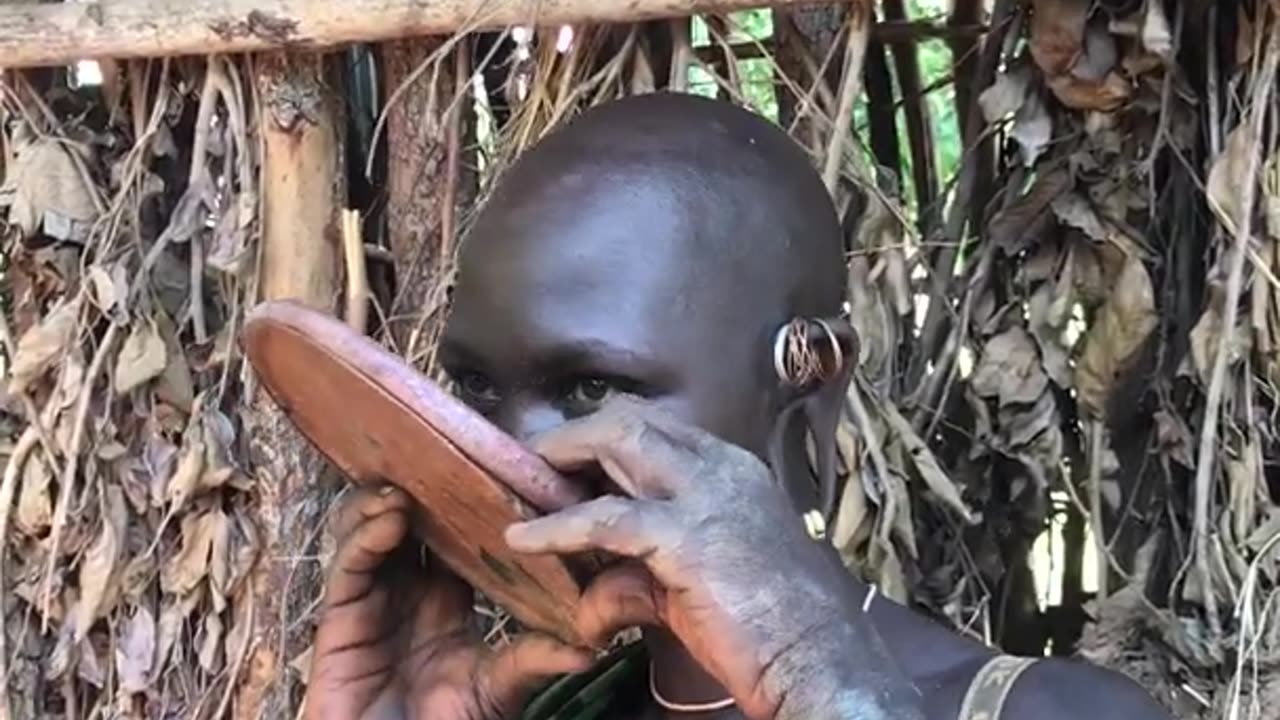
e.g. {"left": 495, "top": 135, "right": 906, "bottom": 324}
{"left": 240, "top": 299, "right": 590, "bottom": 644}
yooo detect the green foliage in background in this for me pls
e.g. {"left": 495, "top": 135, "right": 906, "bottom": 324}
{"left": 686, "top": 1, "right": 961, "bottom": 219}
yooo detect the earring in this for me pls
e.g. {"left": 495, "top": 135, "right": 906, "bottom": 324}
{"left": 802, "top": 508, "right": 827, "bottom": 541}
{"left": 772, "top": 317, "right": 845, "bottom": 387}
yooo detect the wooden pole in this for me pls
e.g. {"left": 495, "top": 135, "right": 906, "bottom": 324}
{"left": 380, "top": 36, "right": 469, "bottom": 360}
{"left": 238, "top": 48, "right": 345, "bottom": 719}
{"left": 1, "top": 0, "right": 821, "bottom": 70}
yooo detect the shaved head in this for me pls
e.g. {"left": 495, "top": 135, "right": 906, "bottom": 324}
{"left": 442, "top": 92, "right": 846, "bottom": 508}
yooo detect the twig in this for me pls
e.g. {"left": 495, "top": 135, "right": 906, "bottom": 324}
{"left": 822, "top": 2, "right": 872, "bottom": 192}
{"left": 441, "top": 38, "right": 470, "bottom": 262}
{"left": 669, "top": 18, "right": 693, "bottom": 91}
{"left": 212, "top": 580, "right": 257, "bottom": 720}
{"left": 0, "top": 304, "right": 63, "bottom": 479}
{"left": 40, "top": 318, "right": 122, "bottom": 630}
{"left": 341, "top": 210, "right": 369, "bottom": 334}
{"left": 846, "top": 378, "right": 896, "bottom": 548}
{"left": 1087, "top": 418, "right": 1109, "bottom": 600}
{"left": 15, "top": 74, "right": 108, "bottom": 215}
{"left": 1191, "top": 21, "right": 1280, "bottom": 644}
{"left": 0, "top": 426, "right": 39, "bottom": 720}
{"left": 367, "top": 21, "right": 481, "bottom": 181}
{"left": 908, "top": 0, "right": 1016, "bottom": 386}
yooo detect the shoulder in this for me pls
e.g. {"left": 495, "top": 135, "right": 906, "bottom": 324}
{"left": 924, "top": 655, "right": 1170, "bottom": 720}
{"left": 993, "top": 656, "right": 1170, "bottom": 720}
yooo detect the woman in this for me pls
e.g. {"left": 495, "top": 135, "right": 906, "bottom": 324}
{"left": 301, "top": 93, "right": 1168, "bottom": 720}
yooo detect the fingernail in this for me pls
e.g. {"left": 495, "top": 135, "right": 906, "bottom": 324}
{"left": 504, "top": 523, "right": 529, "bottom": 548}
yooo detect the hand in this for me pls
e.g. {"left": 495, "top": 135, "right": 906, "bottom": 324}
{"left": 304, "top": 486, "right": 592, "bottom": 720}
{"left": 505, "top": 397, "right": 924, "bottom": 720}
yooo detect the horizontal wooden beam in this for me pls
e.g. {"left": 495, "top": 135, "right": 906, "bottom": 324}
{"left": 0, "top": 0, "right": 823, "bottom": 69}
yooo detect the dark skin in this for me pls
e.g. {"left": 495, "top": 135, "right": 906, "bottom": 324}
{"left": 303, "top": 93, "right": 1170, "bottom": 720}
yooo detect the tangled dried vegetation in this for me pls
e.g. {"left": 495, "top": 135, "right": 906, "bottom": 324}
{"left": 1, "top": 0, "right": 1279, "bottom": 718}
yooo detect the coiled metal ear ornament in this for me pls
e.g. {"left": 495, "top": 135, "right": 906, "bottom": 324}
{"left": 772, "top": 317, "right": 845, "bottom": 388}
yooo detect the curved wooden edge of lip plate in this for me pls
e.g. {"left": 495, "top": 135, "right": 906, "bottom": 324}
{"left": 238, "top": 299, "right": 590, "bottom": 643}
{"left": 240, "top": 299, "right": 589, "bottom": 513}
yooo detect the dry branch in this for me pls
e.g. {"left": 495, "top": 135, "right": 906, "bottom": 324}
{"left": 2, "top": 0, "right": 821, "bottom": 69}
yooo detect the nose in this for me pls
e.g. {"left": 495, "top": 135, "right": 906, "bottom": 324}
{"left": 499, "top": 400, "right": 567, "bottom": 445}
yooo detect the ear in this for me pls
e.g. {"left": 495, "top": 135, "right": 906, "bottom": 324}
{"left": 765, "top": 318, "right": 858, "bottom": 522}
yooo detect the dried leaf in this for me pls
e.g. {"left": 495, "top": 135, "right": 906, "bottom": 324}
{"left": 166, "top": 431, "right": 207, "bottom": 515}
{"left": 1047, "top": 72, "right": 1132, "bottom": 112}
{"left": 1207, "top": 124, "right": 1253, "bottom": 235}
{"left": 1237, "top": 3, "right": 1255, "bottom": 70}
{"left": 8, "top": 297, "right": 82, "bottom": 394}
{"left": 1027, "top": 251, "right": 1075, "bottom": 386}
{"left": 199, "top": 407, "right": 239, "bottom": 491}
{"left": 1030, "top": 0, "right": 1090, "bottom": 77}
{"left": 1153, "top": 409, "right": 1195, "bottom": 469}
{"left": 73, "top": 486, "right": 128, "bottom": 641}
{"left": 1073, "top": 22, "right": 1119, "bottom": 81}
{"left": 162, "top": 510, "right": 225, "bottom": 596}
{"left": 209, "top": 506, "right": 232, "bottom": 612}
{"left": 117, "top": 606, "right": 157, "bottom": 694}
{"left": 1052, "top": 193, "right": 1109, "bottom": 242}
{"left": 1100, "top": 479, "right": 1122, "bottom": 511}
{"left": 989, "top": 169, "right": 1072, "bottom": 253}
{"left": 1189, "top": 287, "right": 1251, "bottom": 386}
{"left": 290, "top": 645, "right": 314, "bottom": 681}
{"left": 47, "top": 615, "right": 78, "bottom": 680}
{"left": 16, "top": 454, "right": 53, "bottom": 536}
{"left": 154, "top": 308, "right": 196, "bottom": 413}
{"left": 157, "top": 167, "right": 217, "bottom": 246}
{"left": 86, "top": 263, "right": 126, "bottom": 314}
{"left": 979, "top": 63, "right": 1033, "bottom": 123}
{"left": 1000, "top": 390, "right": 1059, "bottom": 451}
{"left": 143, "top": 435, "right": 180, "bottom": 509}
{"left": 114, "top": 317, "right": 168, "bottom": 395}
{"left": 1075, "top": 257, "right": 1157, "bottom": 417}
{"left": 0, "top": 131, "right": 99, "bottom": 242}
{"left": 971, "top": 326, "right": 1049, "bottom": 407}
{"left": 882, "top": 403, "right": 977, "bottom": 524}
{"left": 77, "top": 637, "right": 106, "bottom": 688}
{"left": 198, "top": 611, "right": 225, "bottom": 673}
{"left": 1141, "top": 0, "right": 1174, "bottom": 61}
{"left": 1227, "top": 443, "right": 1261, "bottom": 544}
{"left": 1011, "top": 90, "right": 1053, "bottom": 167}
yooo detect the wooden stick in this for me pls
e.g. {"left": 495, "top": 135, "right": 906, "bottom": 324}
{"left": 821, "top": 0, "right": 871, "bottom": 192}
{"left": 1, "top": 0, "right": 823, "bottom": 70}
{"left": 341, "top": 209, "right": 369, "bottom": 334}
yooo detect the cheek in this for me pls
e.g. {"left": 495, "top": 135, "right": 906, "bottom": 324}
{"left": 652, "top": 389, "right": 773, "bottom": 459}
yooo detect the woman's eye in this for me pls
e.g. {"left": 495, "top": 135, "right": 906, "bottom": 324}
{"left": 566, "top": 377, "right": 616, "bottom": 408}
{"left": 455, "top": 372, "right": 499, "bottom": 404}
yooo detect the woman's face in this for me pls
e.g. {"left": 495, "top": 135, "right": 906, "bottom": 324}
{"left": 438, "top": 173, "right": 781, "bottom": 465}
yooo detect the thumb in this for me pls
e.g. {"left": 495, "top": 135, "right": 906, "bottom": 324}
{"left": 479, "top": 633, "right": 594, "bottom": 715}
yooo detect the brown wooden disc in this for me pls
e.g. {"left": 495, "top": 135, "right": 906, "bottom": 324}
{"left": 241, "top": 299, "right": 591, "bottom": 645}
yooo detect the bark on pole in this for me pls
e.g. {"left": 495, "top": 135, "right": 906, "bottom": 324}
{"left": 380, "top": 37, "right": 456, "bottom": 357}
{"left": 238, "top": 49, "right": 345, "bottom": 719}
{"left": 0, "top": 0, "right": 820, "bottom": 70}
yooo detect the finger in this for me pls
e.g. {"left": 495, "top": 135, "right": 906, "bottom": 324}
{"left": 408, "top": 550, "right": 474, "bottom": 636}
{"left": 331, "top": 484, "right": 410, "bottom": 542}
{"left": 323, "top": 500, "right": 411, "bottom": 608}
{"left": 481, "top": 633, "right": 595, "bottom": 715}
{"left": 575, "top": 564, "right": 663, "bottom": 648}
{"left": 530, "top": 399, "right": 709, "bottom": 499}
{"left": 505, "top": 496, "right": 678, "bottom": 562}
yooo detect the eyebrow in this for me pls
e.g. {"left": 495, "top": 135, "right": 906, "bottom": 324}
{"left": 532, "top": 339, "right": 663, "bottom": 378}
{"left": 439, "top": 334, "right": 674, "bottom": 387}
